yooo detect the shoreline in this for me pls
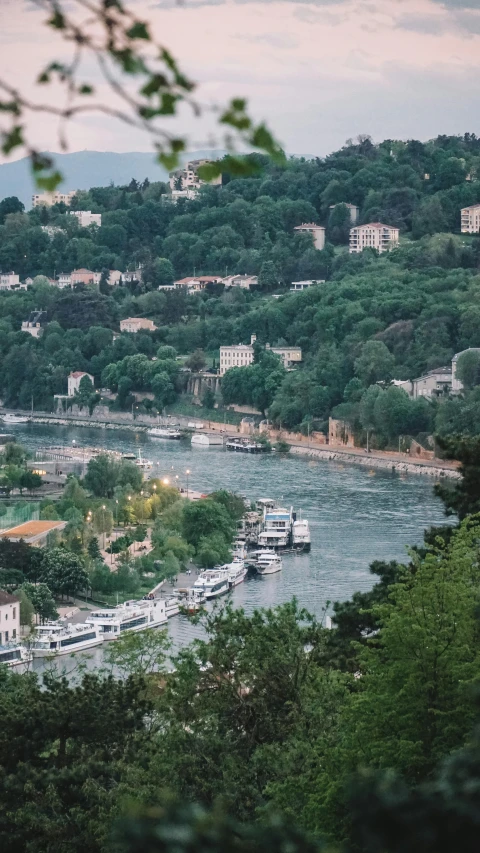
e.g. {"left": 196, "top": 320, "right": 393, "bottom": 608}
{"left": 2, "top": 411, "right": 461, "bottom": 479}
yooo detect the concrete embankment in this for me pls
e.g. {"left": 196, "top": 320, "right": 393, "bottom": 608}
{"left": 289, "top": 444, "right": 461, "bottom": 478}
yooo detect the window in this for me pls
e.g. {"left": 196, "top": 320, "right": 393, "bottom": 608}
{"left": 12, "top": 629, "right": 16, "bottom": 639}
{"left": 13, "top": 608, "right": 16, "bottom": 618}
{"left": 4, "top": 631, "right": 8, "bottom": 642}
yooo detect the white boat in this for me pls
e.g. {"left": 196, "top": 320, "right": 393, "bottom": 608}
{"left": 2, "top": 413, "right": 30, "bottom": 424}
{"left": 193, "top": 569, "right": 230, "bottom": 600}
{"left": 252, "top": 550, "right": 283, "bottom": 575}
{"left": 163, "top": 596, "right": 181, "bottom": 618}
{"left": 29, "top": 622, "right": 104, "bottom": 657}
{"left": 191, "top": 433, "right": 224, "bottom": 446}
{"left": 173, "top": 587, "right": 206, "bottom": 612}
{"left": 258, "top": 505, "right": 293, "bottom": 550}
{"left": 86, "top": 598, "right": 167, "bottom": 639}
{"left": 233, "top": 540, "right": 247, "bottom": 560}
{"left": 149, "top": 427, "right": 182, "bottom": 440}
{"left": 225, "top": 439, "right": 269, "bottom": 453}
{"left": 292, "top": 518, "right": 311, "bottom": 551}
{"left": 225, "top": 559, "right": 247, "bottom": 587}
{"left": 0, "top": 642, "right": 32, "bottom": 669}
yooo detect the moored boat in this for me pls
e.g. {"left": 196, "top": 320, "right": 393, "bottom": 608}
{"left": 149, "top": 427, "right": 182, "bottom": 440}
{"left": 193, "top": 569, "right": 230, "bottom": 600}
{"left": 292, "top": 518, "right": 311, "bottom": 551}
{"left": 29, "top": 622, "right": 103, "bottom": 657}
{"left": 191, "top": 433, "right": 224, "bottom": 446}
{"left": 2, "top": 413, "right": 30, "bottom": 424}
{"left": 86, "top": 598, "right": 167, "bottom": 639}
{"left": 251, "top": 549, "right": 283, "bottom": 575}
{"left": 0, "top": 642, "right": 32, "bottom": 669}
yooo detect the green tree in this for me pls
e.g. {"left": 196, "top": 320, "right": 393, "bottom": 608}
{"left": 22, "top": 582, "right": 58, "bottom": 623}
{"left": 39, "top": 548, "right": 89, "bottom": 599}
{"left": 182, "top": 500, "right": 235, "bottom": 551}
{"left": 455, "top": 349, "right": 480, "bottom": 391}
{"left": 354, "top": 340, "right": 395, "bottom": 386}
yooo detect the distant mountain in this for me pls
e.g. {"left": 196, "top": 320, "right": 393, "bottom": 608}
{"left": 0, "top": 149, "right": 226, "bottom": 208}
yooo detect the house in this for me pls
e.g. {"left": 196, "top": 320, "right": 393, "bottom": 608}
{"left": 58, "top": 272, "right": 72, "bottom": 289}
{"left": 108, "top": 270, "right": 123, "bottom": 286}
{"left": 219, "top": 334, "right": 302, "bottom": 376}
{"left": 122, "top": 268, "right": 143, "bottom": 283}
{"left": 393, "top": 367, "right": 452, "bottom": 399}
{"left": 222, "top": 274, "right": 258, "bottom": 290}
{"left": 68, "top": 371, "right": 94, "bottom": 397}
{"left": 71, "top": 268, "right": 101, "bottom": 286}
{"left": 293, "top": 223, "right": 326, "bottom": 250}
{"left": 0, "top": 520, "right": 66, "bottom": 547}
{"left": 461, "top": 204, "right": 480, "bottom": 234}
{"left": 289, "top": 280, "right": 325, "bottom": 292}
{"left": 120, "top": 317, "right": 157, "bottom": 333}
{"left": 329, "top": 202, "right": 359, "bottom": 224}
{"left": 32, "top": 190, "right": 77, "bottom": 207}
{"left": 174, "top": 276, "right": 223, "bottom": 294}
{"left": 0, "top": 272, "right": 20, "bottom": 290}
{"left": 0, "top": 590, "right": 20, "bottom": 644}
{"left": 70, "top": 210, "right": 102, "bottom": 228}
{"left": 451, "top": 348, "right": 480, "bottom": 392}
{"left": 21, "top": 310, "right": 48, "bottom": 338}
{"left": 169, "top": 159, "right": 222, "bottom": 192}
{"left": 349, "top": 222, "right": 399, "bottom": 254}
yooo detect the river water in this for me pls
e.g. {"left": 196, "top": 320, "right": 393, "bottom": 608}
{"left": 11, "top": 423, "right": 449, "bottom": 674}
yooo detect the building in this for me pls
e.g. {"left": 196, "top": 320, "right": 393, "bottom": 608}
{"left": 171, "top": 189, "right": 198, "bottom": 202}
{"left": 70, "top": 210, "right": 102, "bottom": 228}
{"left": 293, "top": 223, "right": 326, "bottom": 250}
{"left": 71, "top": 268, "right": 101, "bottom": 286}
{"left": 222, "top": 274, "right": 258, "bottom": 290}
{"left": 349, "top": 222, "right": 400, "bottom": 254}
{"left": 57, "top": 272, "right": 72, "bottom": 289}
{"left": 174, "top": 276, "right": 223, "bottom": 294}
{"left": 393, "top": 367, "right": 452, "bottom": 400}
{"left": 461, "top": 204, "right": 480, "bottom": 234}
{"left": 122, "top": 268, "right": 143, "bottom": 283}
{"left": 329, "top": 202, "right": 359, "bottom": 224}
{"left": 0, "top": 272, "right": 21, "bottom": 290}
{"left": 219, "top": 334, "right": 302, "bottom": 376}
{"left": 21, "top": 310, "right": 48, "bottom": 338}
{"left": 120, "top": 317, "right": 157, "bottom": 333}
{"left": 32, "top": 190, "right": 77, "bottom": 208}
{"left": 40, "top": 225, "right": 63, "bottom": 237}
{"left": 289, "top": 279, "right": 325, "bottom": 292}
{"left": 68, "top": 371, "right": 94, "bottom": 397}
{"left": 0, "top": 590, "right": 20, "bottom": 644}
{"left": 451, "top": 348, "right": 480, "bottom": 392}
{"left": 0, "top": 520, "right": 66, "bottom": 547}
{"left": 169, "top": 159, "right": 222, "bottom": 192}
{"left": 108, "top": 270, "right": 123, "bottom": 286}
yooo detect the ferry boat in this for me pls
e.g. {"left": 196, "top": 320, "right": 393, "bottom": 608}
{"left": 193, "top": 569, "right": 230, "bottom": 600}
{"left": 292, "top": 518, "right": 311, "bottom": 551}
{"left": 0, "top": 642, "right": 33, "bottom": 669}
{"left": 2, "top": 413, "right": 30, "bottom": 424}
{"left": 149, "top": 427, "right": 182, "bottom": 440}
{"left": 163, "top": 596, "right": 181, "bottom": 618}
{"left": 251, "top": 550, "right": 283, "bottom": 575}
{"left": 225, "top": 559, "right": 247, "bottom": 587}
{"left": 29, "top": 622, "right": 104, "bottom": 657}
{"left": 86, "top": 598, "right": 167, "bottom": 639}
{"left": 191, "top": 433, "right": 224, "bottom": 446}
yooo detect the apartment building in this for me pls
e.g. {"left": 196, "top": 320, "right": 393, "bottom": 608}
{"left": 0, "top": 591, "right": 20, "bottom": 645}
{"left": 329, "top": 202, "right": 359, "bottom": 223}
{"left": 68, "top": 371, "right": 94, "bottom": 397}
{"left": 461, "top": 204, "right": 480, "bottom": 233}
{"left": 120, "top": 317, "right": 157, "bottom": 333}
{"left": 70, "top": 210, "right": 102, "bottom": 228}
{"left": 349, "top": 222, "right": 399, "bottom": 254}
{"left": 0, "top": 272, "right": 21, "bottom": 290}
{"left": 71, "top": 268, "right": 101, "bottom": 286}
{"left": 393, "top": 367, "right": 452, "bottom": 400}
{"left": 293, "top": 223, "right": 326, "bottom": 250}
{"left": 32, "top": 190, "right": 77, "bottom": 208}
{"left": 169, "top": 159, "right": 222, "bottom": 192}
{"left": 219, "top": 334, "right": 302, "bottom": 376}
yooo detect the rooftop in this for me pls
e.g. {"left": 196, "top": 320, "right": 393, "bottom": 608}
{"left": 294, "top": 222, "right": 325, "bottom": 230}
{"left": 0, "top": 590, "right": 19, "bottom": 606}
{"left": 0, "top": 520, "right": 66, "bottom": 541}
{"left": 354, "top": 222, "right": 397, "bottom": 229}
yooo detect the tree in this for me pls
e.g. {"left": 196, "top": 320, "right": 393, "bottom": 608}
{"left": 22, "top": 582, "right": 58, "bottom": 623}
{"left": 354, "top": 340, "right": 395, "bottom": 386}
{"left": 435, "top": 436, "right": 480, "bottom": 518}
{"left": 196, "top": 532, "right": 231, "bottom": 567}
{"left": 185, "top": 349, "right": 207, "bottom": 372}
{"left": 99, "top": 267, "right": 110, "bottom": 295}
{"left": 104, "top": 627, "right": 171, "bottom": 678}
{"left": 181, "top": 500, "right": 235, "bottom": 551}
{"left": 39, "top": 548, "right": 89, "bottom": 599}
{"left": 258, "top": 260, "right": 279, "bottom": 291}
{"left": 16, "top": 587, "right": 34, "bottom": 628}
{"left": 19, "top": 470, "right": 42, "bottom": 494}
{"left": 202, "top": 387, "right": 215, "bottom": 409}
{"left": 84, "top": 454, "right": 119, "bottom": 498}
{"left": 455, "top": 349, "right": 480, "bottom": 391}
{"left": 146, "top": 257, "right": 175, "bottom": 289}
{"left": 0, "top": 196, "right": 24, "bottom": 223}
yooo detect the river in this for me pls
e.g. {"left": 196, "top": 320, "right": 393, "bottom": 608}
{"left": 11, "top": 423, "right": 449, "bottom": 674}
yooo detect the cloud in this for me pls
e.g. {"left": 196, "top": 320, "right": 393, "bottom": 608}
{"left": 235, "top": 32, "right": 298, "bottom": 48}
{"left": 395, "top": 14, "right": 448, "bottom": 35}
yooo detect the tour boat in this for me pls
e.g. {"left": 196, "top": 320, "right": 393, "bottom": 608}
{"left": 173, "top": 587, "right": 206, "bottom": 613}
{"left": 29, "top": 622, "right": 104, "bottom": 657}
{"left": 252, "top": 550, "right": 283, "bottom": 575}
{"left": 191, "top": 433, "right": 224, "bottom": 446}
{"left": 2, "top": 413, "right": 30, "bottom": 424}
{"left": 0, "top": 642, "right": 33, "bottom": 669}
{"left": 225, "top": 558, "right": 247, "bottom": 587}
{"left": 163, "top": 596, "right": 181, "bottom": 618}
{"left": 86, "top": 598, "right": 167, "bottom": 639}
{"left": 149, "top": 427, "right": 182, "bottom": 440}
{"left": 292, "top": 519, "right": 311, "bottom": 551}
{"left": 193, "top": 569, "right": 230, "bottom": 600}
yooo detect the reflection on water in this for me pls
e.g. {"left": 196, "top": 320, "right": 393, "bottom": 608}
{"left": 14, "top": 423, "right": 449, "bottom": 675}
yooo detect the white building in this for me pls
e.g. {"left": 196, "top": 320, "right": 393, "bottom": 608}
{"left": 122, "top": 268, "right": 143, "bottom": 283}
{"left": 70, "top": 210, "right": 102, "bottom": 228}
{"left": 219, "top": 334, "right": 302, "bottom": 376}
{"left": 21, "top": 310, "right": 48, "bottom": 338}
{"left": 169, "top": 159, "right": 222, "bottom": 192}
{"left": 293, "top": 223, "right": 326, "bottom": 250}
{"left": 58, "top": 272, "right": 72, "bottom": 289}
{"left": 32, "top": 190, "right": 77, "bottom": 208}
{"left": 329, "top": 202, "right": 359, "bottom": 224}
{"left": 349, "top": 222, "right": 399, "bottom": 254}
{"left": 289, "top": 280, "right": 325, "bottom": 292}
{"left": 174, "top": 276, "right": 223, "bottom": 294}
{"left": 461, "top": 204, "right": 480, "bottom": 234}
{"left": 222, "top": 274, "right": 258, "bottom": 290}
{"left": 68, "top": 371, "right": 94, "bottom": 397}
{"left": 393, "top": 367, "right": 452, "bottom": 400}
{"left": 171, "top": 189, "right": 198, "bottom": 202}
{"left": 0, "top": 591, "right": 20, "bottom": 644}
{"left": 451, "top": 348, "right": 480, "bottom": 392}
{"left": 120, "top": 318, "right": 157, "bottom": 333}
{"left": 0, "top": 272, "right": 21, "bottom": 290}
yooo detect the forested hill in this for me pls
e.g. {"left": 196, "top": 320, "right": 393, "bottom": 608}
{"left": 1, "top": 132, "right": 480, "bottom": 442}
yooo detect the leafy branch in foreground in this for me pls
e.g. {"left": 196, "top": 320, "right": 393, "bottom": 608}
{"left": 0, "top": 0, "right": 284, "bottom": 190}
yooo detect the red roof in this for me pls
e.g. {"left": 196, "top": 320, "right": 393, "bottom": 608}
{"left": 69, "top": 371, "right": 88, "bottom": 378}
{"left": 294, "top": 223, "right": 324, "bottom": 229}
{"left": 358, "top": 222, "right": 396, "bottom": 229}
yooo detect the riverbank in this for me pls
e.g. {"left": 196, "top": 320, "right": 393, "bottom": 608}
{"left": 1, "top": 409, "right": 461, "bottom": 478}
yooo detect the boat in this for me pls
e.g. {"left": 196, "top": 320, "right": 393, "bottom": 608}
{"left": 1, "top": 413, "right": 30, "bottom": 424}
{"left": 193, "top": 569, "right": 230, "bottom": 600}
{"left": 225, "top": 558, "right": 247, "bottom": 587}
{"left": 173, "top": 587, "right": 206, "bottom": 613}
{"left": 225, "top": 439, "right": 270, "bottom": 453}
{"left": 251, "top": 549, "right": 283, "bottom": 575}
{"left": 191, "top": 433, "right": 224, "bottom": 446}
{"left": 163, "top": 596, "right": 181, "bottom": 618}
{"left": 29, "top": 622, "right": 104, "bottom": 657}
{"left": 233, "top": 539, "right": 247, "bottom": 560}
{"left": 86, "top": 598, "right": 167, "bottom": 639}
{"left": 122, "top": 452, "right": 137, "bottom": 460}
{"left": 149, "top": 427, "right": 182, "bottom": 440}
{"left": 257, "top": 506, "right": 293, "bottom": 550}
{"left": 0, "top": 642, "right": 33, "bottom": 669}
{"left": 292, "top": 518, "right": 311, "bottom": 551}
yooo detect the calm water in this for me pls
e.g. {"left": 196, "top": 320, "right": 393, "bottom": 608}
{"left": 12, "top": 423, "right": 449, "bottom": 674}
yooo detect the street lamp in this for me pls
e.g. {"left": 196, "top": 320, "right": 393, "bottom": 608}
{"left": 162, "top": 477, "right": 169, "bottom": 486}
{"left": 102, "top": 504, "right": 106, "bottom": 549}
{"left": 186, "top": 469, "right": 190, "bottom": 499}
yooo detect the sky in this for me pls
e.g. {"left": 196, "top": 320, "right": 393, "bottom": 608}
{"left": 0, "top": 0, "right": 479, "bottom": 160}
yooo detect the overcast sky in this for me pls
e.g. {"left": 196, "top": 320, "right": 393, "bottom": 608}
{"left": 0, "top": 0, "right": 479, "bottom": 159}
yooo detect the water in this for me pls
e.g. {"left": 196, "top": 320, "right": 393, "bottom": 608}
{"left": 11, "top": 423, "right": 449, "bottom": 674}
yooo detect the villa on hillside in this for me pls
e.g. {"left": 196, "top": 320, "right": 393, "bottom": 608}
{"left": 293, "top": 223, "right": 326, "bottom": 250}
{"left": 219, "top": 334, "right": 302, "bottom": 376}
{"left": 120, "top": 317, "right": 157, "bottom": 333}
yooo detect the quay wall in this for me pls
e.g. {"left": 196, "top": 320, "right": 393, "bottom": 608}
{"left": 289, "top": 444, "right": 461, "bottom": 479}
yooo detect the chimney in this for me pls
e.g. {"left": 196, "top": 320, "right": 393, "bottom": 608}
{"left": 250, "top": 334, "right": 257, "bottom": 345}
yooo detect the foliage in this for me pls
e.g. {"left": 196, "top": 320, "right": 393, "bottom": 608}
{"left": 39, "top": 548, "right": 89, "bottom": 598}
{"left": 22, "top": 581, "right": 58, "bottom": 623}
{"left": 84, "top": 454, "right": 143, "bottom": 498}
